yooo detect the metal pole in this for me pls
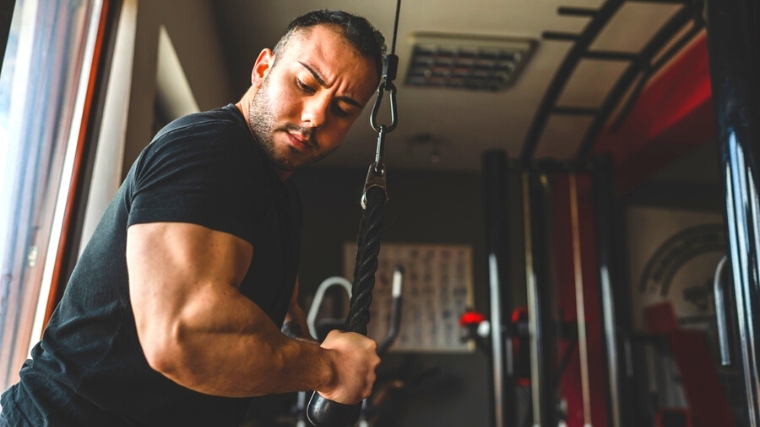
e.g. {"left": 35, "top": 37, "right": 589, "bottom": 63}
{"left": 489, "top": 254, "right": 506, "bottom": 427}
{"left": 523, "top": 170, "right": 557, "bottom": 427}
{"left": 522, "top": 172, "right": 542, "bottom": 427}
{"left": 591, "top": 156, "right": 622, "bottom": 427}
{"left": 705, "top": 0, "right": 760, "bottom": 425}
{"left": 713, "top": 255, "right": 732, "bottom": 366}
{"left": 569, "top": 173, "right": 592, "bottom": 427}
{"left": 483, "top": 150, "right": 514, "bottom": 427}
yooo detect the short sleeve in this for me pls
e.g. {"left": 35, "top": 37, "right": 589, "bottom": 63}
{"left": 127, "top": 120, "right": 266, "bottom": 245}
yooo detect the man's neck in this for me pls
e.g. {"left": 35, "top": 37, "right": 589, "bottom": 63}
{"left": 235, "top": 101, "right": 292, "bottom": 182}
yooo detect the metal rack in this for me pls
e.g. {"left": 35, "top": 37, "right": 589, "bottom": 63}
{"left": 520, "top": 0, "right": 705, "bottom": 164}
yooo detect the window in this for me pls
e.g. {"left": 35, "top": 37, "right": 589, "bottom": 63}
{"left": 0, "top": 0, "right": 105, "bottom": 391}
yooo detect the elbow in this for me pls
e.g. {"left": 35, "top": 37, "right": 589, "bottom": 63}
{"left": 143, "top": 341, "right": 178, "bottom": 376}
{"left": 138, "top": 322, "right": 188, "bottom": 377}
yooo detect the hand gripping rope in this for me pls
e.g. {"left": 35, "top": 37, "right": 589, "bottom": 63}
{"left": 306, "top": 2, "right": 402, "bottom": 426}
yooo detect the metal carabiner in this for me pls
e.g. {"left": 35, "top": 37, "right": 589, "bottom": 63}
{"left": 361, "top": 126, "right": 389, "bottom": 209}
{"left": 362, "top": 54, "right": 399, "bottom": 210}
{"left": 373, "top": 126, "right": 387, "bottom": 174}
{"left": 370, "top": 81, "right": 398, "bottom": 133}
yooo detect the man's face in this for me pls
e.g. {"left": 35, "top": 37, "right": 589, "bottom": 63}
{"left": 248, "top": 25, "right": 378, "bottom": 173}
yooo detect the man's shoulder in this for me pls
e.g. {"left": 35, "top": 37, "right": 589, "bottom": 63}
{"left": 131, "top": 104, "right": 273, "bottom": 187}
{"left": 154, "top": 104, "right": 249, "bottom": 143}
{"left": 138, "top": 104, "right": 259, "bottom": 168}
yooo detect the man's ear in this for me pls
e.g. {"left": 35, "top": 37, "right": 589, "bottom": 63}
{"left": 251, "top": 48, "right": 274, "bottom": 88}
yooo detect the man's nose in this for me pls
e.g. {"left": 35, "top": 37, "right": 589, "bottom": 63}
{"left": 301, "top": 94, "right": 329, "bottom": 128}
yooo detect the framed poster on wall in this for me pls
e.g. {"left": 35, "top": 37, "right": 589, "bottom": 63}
{"left": 626, "top": 206, "right": 725, "bottom": 331}
{"left": 343, "top": 242, "right": 474, "bottom": 353}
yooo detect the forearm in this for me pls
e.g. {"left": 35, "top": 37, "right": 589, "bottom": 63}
{"left": 146, "top": 282, "right": 334, "bottom": 398}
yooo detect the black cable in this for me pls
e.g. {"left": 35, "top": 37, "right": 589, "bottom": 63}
{"left": 390, "top": 0, "right": 401, "bottom": 55}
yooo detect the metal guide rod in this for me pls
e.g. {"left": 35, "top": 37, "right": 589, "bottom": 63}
{"left": 713, "top": 255, "right": 732, "bottom": 366}
{"left": 569, "top": 173, "right": 592, "bottom": 427}
{"left": 482, "top": 150, "right": 515, "bottom": 427}
{"left": 592, "top": 157, "right": 621, "bottom": 427}
{"left": 522, "top": 172, "right": 542, "bottom": 427}
{"left": 488, "top": 254, "right": 505, "bottom": 427}
{"left": 599, "top": 264, "right": 620, "bottom": 427}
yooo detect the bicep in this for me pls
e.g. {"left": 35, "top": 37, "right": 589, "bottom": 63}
{"left": 126, "top": 222, "right": 253, "bottom": 344}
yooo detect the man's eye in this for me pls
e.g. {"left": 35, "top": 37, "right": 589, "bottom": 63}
{"left": 333, "top": 104, "right": 350, "bottom": 117}
{"left": 297, "top": 79, "right": 315, "bottom": 93}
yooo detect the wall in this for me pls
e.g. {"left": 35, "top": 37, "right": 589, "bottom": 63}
{"left": 121, "top": 0, "right": 236, "bottom": 177}
{"left": 625, "top": 140, "right": 724, "bottom": 212}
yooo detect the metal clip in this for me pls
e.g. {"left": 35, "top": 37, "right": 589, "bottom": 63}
{"left": 370, "top": 81, "right": 398, "bottom": 133}
{"left": 373, "top": 126, "right": 387, "bottom": 174}
{"left": 361, "top": 163, "right": 388, "bottom": 209}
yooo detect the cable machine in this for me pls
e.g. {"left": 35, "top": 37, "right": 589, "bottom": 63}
{"left": 307, "top": 1, "right": 402, "bottom": 425}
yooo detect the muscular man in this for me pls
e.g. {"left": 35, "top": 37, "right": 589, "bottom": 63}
{"left": 0, "top": 10, "right": 385, "bottom": 427}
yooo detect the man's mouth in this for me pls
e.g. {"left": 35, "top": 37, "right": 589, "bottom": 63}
{"left": 285, "top": 131, "right": 313, "bottom": 152}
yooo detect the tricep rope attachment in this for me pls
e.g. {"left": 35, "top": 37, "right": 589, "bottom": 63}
{"left": 306, "top": 1, "right": 402, "bottom": 426}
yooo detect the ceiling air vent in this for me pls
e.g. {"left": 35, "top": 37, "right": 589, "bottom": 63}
{"left": 405, "top": 33, "right": 535, "bottom": 92}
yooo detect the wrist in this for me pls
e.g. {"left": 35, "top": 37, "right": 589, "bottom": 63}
{"left": 314, "top": 345, "right": 339, "bottom": 394}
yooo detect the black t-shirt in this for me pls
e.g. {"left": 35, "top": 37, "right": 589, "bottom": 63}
{"left": 0, "top": 105, "right": 301, "bottom": 427}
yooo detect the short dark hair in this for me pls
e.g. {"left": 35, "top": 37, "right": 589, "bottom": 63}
{"left": 273, "top": 10, "right": 387, "bottom": 81}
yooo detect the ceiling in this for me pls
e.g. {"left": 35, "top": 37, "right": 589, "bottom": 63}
{"left": 214, "top": 0, "right": 694, "bottom": 172}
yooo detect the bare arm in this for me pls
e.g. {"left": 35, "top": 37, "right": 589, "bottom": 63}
{"left": 126, "top": 222, "right": 378, "bottom": 402}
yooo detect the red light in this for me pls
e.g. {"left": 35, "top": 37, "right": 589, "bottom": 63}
{"left": 459, "top": 311, "right": 486, "bottom": 327}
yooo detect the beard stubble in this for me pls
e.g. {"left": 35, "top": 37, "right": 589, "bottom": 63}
{"left": 248, "top": 76, "right": 334, "bottom": 172}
